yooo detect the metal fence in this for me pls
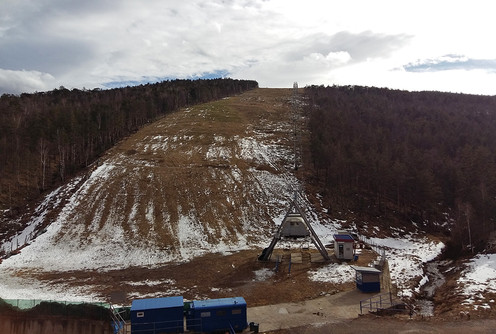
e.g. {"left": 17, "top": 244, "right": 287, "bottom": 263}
{"left": 3, "top": 298, "right": 108, "bottom": 309}
{"left": 359, "top": 292, "right": 412, "bottom": 315}
{"left": 1, "top": 299, "right": 111, "bottom": 320}
{"left": 359, "top": 235, "right": 386, "bottom": 266}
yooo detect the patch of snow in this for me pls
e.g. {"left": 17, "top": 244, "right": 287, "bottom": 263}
{"left": 253, "top": 268, "right": 274, "bottom": 282}
{"left": 367, "top": 235, "right": 444, "bottom": 298}
{"left": 415, "top": 275, "right": 429, "bottom": 294}
{"left": 126, "top": 279, "right": 175, "bottom": 286}
{"left": 308, "top": 263, "right": 355, "bottom": 284}
{"left": 457, "top": 253, "right": 496, "bottom": 309}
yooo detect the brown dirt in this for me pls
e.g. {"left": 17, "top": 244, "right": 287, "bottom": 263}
{"left": 32, "top": 248, "right": 376, "bottom": 306}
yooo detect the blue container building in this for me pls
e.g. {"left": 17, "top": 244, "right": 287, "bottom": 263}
{"left": 351, "top": 266, "right": 382, "bottom": 293}
{"left": 130, "top": 296, "right": 184, "bottom": 334}
{"left": 186, "top": 297, "right": 247, "bottom": 333}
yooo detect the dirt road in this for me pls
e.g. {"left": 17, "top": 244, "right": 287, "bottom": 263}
{"left": 247, "top": 289, "right": 365, "bottom": 332}
{"left": 248, "top": 289, "right": 496, "bottom": 333}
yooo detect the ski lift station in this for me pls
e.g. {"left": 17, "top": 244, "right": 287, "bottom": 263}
{"left": 258, "top": 194, "right": 330, "bottom": 262}
{"left": 280, "top": 213, "right": 310, "bottom": 238}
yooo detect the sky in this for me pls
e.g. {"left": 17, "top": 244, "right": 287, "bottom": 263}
{"left": 1, "top": 0, "right": 496, "bottom": 95}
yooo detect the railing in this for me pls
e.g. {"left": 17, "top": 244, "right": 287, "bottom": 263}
{"left": 359, "top": 235, "right": 386, "bottom": 268}
{"left": 360, "top": 292, "right": 412, "bottom": 315}
{"left": 360, "top": 292, "right": 394, "bottom": 314}
{"left": 110, "top": 304, "right": 129, "bottom": 334}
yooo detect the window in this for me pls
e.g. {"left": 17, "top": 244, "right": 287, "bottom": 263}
{"left": 232, "top": 309, "right": 242, "bottom": 315}
{"left": 200, "top": 312, "right": 211, "bottom": 318}
{"left": 216, "top": 310, "right": 226, "bottom": 316}
{"left": 356, "top": 272, "right": 362, "bottom": 283}
{"left": 137, "top": 312, "right": 144, "bottom": 318}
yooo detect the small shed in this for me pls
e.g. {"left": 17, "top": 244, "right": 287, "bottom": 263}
{"left": 280, "top": 213, "right": 310, "bottom": 238}
{"left": 351, "top": 266, "right": 381, "bottom": 292}
{"left": 333, "top": 233, "right": 355, "bottom": 260}
{"left": 186, "top": 297, "right": 247, "bottom": 333}
{"left": 131, "top": 296, "right": 184, "bottom": 334}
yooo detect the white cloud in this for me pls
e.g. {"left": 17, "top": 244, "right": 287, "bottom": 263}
{"left": 0, "top": 69, "right": 55, "bottom": 95}
{"left": 1, "top": 0, "right": 496, "bottom": 95}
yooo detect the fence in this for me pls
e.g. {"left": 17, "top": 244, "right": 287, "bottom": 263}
{"left": 130, "top": 319, "right": 184, "bottom": 334}
{"left": 358, "top": 235, "right": 386, "bottom": 268}
{"left": 359, "top": 292, "right": 410, "bottom": 315}
{"left": 1, "top": 299, "right": 111, "bottom": 321}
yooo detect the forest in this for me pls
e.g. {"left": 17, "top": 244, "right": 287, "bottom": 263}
{"left": 305, "top": 85, "right": 496, "bottom": 255}
{"left": 0, "top": 78, "right": 258, "bottom": 217}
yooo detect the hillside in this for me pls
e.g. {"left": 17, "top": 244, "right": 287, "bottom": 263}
{"left": 0, "top": 88, "right": 495, "bottom": 322}
{"left": 0, "top": 78, "right": 258, "bottom": 231}
{"left": 1, "top": 88, "right": 311, "bottom": 268}
{"left": 305, "top": 85, "right": 496, "bottom": 254}
{"left": 0, "top": 88, "right": 338, "bottom": 302}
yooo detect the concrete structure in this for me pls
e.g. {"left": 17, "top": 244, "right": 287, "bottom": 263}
{"left": 333, "top": 233, "right": 355, "bottom": 260}
{"left": 130, "top": 296, "right": 184, "bottom": 334}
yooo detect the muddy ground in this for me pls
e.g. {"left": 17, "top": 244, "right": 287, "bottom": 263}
{"left": 33, "top": 248, "right": 375, "bottom": 306}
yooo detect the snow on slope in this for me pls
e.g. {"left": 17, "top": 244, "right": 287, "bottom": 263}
{"left": 368, "top": 234, "right": 445, "bottom": 298}
{"left": 0, "top": 91, "right": 342, "bottom": 301}
{"left": 458, "top": 253, "right": 496, "bottom": 310}
{"left": 0, "top": 148, "right": 294, "bottom": 271}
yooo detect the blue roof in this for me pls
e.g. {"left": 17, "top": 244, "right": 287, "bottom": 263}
{"left": 131, "top": 296, "right": 184, "bottom": 311}
{"left": 333, "top": 234, "right": 354, "bottom": 241}
{"left": 192, "top": 297, "right": 246, "bottom": 310}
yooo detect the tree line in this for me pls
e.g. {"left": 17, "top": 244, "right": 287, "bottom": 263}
{"left": 0, "top": 78, "right": 258, "bottom": 215}
{"left": 305, "top": 85, "right": 496, "bottom": 256}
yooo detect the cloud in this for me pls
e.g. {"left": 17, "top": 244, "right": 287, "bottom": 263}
{"left": 404, "top": 55, "right": 496, "bottom": 73}
{"left": 1, "top": 0, "right": 494, "bottom": 95}
{"left": 0, "top": 69, "right": 55, "bottom": 95}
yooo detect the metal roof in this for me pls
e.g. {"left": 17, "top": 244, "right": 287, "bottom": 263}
{"left": 350, "top": 265, "right": 381, "bottom": 274}
{"left": 333, "top": 234, "right": 354, "bottom": 242}
{"left": 131, "top": 296, "right": 184, "bottom": 311}
{"left": 192, "top": 297, "right": 246, "bottom": 310}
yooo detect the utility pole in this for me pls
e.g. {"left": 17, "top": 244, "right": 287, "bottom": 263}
{"left": 465, "top": 203, "right": 474, "bottom": 254}
{"left": 292, "top": 82, "right": 301, "bottom": 171}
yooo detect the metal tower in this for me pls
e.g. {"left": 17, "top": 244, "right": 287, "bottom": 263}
{"left": 258, "top": 191, "right": 330, "bottom": 262}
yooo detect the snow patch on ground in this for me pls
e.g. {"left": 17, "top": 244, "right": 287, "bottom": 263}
{"left": 253, "top": 268, "right": 274, "bottom": 282}
{"left": 308, "top": 263, "right": 355, "bottom": 284}
{"left": 367, "top": 235, "right": 444, "bottom": 298}
{"left": 458, "top": 253, "right": 496, "bottom": 309}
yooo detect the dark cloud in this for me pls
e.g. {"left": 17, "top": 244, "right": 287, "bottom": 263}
{"left": 404, "top": 54, "right": 496, "bottom": 72}
{"left": 0, "top": 38, "right": 95, "bottom": 75}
